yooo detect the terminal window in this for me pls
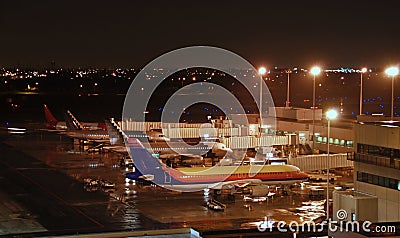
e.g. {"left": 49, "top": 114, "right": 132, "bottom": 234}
{"left": 357, "top": 171, "right": 400, "bottom": 191}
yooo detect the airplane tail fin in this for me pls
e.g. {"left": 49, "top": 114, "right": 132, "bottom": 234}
{"left": 43, "top": 104, "right": 58, "bottom": 128}
{"left": 126, "top": 138, "right": 204, "bottom": 190}
{"left": 65, "top": 110, "right": 83, "bottom": 131}
{"left": 105, "top": 118, "right": 128, "bottom": 145}
{"left": 126, "top": 138, "right": 164, "bottom": 173}
{"left": 106, "top": 119, "right": 164, "bottom": 177}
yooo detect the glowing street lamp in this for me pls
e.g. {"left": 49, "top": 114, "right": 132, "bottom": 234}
{"left": 258, "top": 67, "right": 267, "bottom": 76}
{"left": 310, "top": 66, "right": 321, "bottom": 152}
{"left": 310, "top": 66, "right": 321, "bottom": 76}
{"left": 258, "top": 67, "right": 267, "bottom": 130}
{"left": 385, "top": 66, "right": 399, "bottom": 120}
{"left": 325, "top": 109, "right": 338, "bottom": 221}
{"left": 326, "top": 109, "right": 338, "bottom": 120}
{"left": 285, "top": 69, "right": 292, "bottom": 108}
{"left": 359, "top": 68, "right": 367, "bottom": 115}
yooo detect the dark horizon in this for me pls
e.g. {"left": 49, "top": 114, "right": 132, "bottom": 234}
{"left": 1, "top": 1, "right": 400, "bottom": 69}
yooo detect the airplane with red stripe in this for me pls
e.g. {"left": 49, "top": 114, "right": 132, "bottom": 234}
{"left": 126, "top": 138, "right": 309, "bottom": 193}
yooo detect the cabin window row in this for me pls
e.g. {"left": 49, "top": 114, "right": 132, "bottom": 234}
{"left": 179, "top": 171, "right": 287, "bottom": 179}
{"left": 152, "top": 147, "right": 209, "bottom": 151}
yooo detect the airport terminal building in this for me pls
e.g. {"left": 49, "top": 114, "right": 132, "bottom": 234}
{"left": 333, "top": 121, "right": 400, "bottom": 224}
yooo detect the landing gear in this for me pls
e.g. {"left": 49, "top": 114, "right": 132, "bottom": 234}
{"left": 281, "top": 184, "right": 290, "bottom": 196}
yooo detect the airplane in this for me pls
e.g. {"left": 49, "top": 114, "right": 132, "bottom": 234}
{"left": 125, "top": 138, "right": 309, "bottom": 194}
{"left": 62, "top": 111, "right": 171, "bottom": 143}
{"left": 43, "top": 104, "right": 107, "bottom": 131}
{"left": 104, "top": 119, "right": 232, "bottom": 166}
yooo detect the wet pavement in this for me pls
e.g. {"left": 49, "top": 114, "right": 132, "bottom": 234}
{"left": 0, "top": 131, "right": 353, "bottom": 236}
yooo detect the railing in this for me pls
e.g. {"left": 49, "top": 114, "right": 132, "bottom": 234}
{"left": 347, "top": 152, "right": 400, "bottom": 170}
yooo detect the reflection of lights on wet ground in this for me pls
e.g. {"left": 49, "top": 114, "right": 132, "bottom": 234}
{"left": 300, "top": 182, "right": 305, "bottom": 189}
{"left": 203, "top": 188, "right": 210, "bottom": 203}
{"left": 7, "top": 127, "right": 26, "bottom": 131}
{"left": 295, "top": 200, "right": 326, "bottom": 221}
{"left": 243, "top": 192, "right": 275, "bottom": 203}
{"left": 123, "top": 208, "right": 141, "bottom": 229}
{"left": 88, "top": 163, "right": 104, "bottom": 168}
{"left": 244, "top": 197, "right": 326, "bottom": 229}
{"left": 125, "top": 178, "right": 136, "bottom": 186}
{"left": 125, "top": 188, "right": 137, "bottom": 195}
{"left": 244, "top": 196, "right": 267, "bottom": 202}
{"left": 7, "top": 127, "right": 26, "bottom": 134}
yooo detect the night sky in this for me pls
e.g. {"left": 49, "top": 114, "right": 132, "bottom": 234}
{"left": 1, "top": 0, "right": 400, "bottom": 69}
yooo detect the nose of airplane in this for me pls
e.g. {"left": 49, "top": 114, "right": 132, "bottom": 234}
{"left": 302, "top": 172, "right": 310, "bottom": 180}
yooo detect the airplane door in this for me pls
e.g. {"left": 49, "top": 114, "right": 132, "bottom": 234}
{"left": 164, "top": 171, "right": 171, "bottom": 183}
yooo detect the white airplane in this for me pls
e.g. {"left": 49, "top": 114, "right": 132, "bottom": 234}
{"left": 61, "top": 110, "right": 169, "bottom": 143}
{"left": 104, "top": 119, "right": 232, "bottom": 166}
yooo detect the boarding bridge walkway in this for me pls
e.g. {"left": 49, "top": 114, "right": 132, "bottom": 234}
{"left": 287, "top": 153, "right": 353, "bottom": 172}
{"left": 220, "top": 136, "right": 288, "bottom": 149}
{"left": 119, "top": 120, "right": 290, "bottom": 149}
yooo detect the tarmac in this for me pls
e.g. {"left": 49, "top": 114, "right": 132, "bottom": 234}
{"left": 0, "top": 130, "right": 353, "bottom": 237}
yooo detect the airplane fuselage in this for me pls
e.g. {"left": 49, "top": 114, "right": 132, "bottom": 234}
{"left": 128, "top": 164, "right": 308, "bottom": 190}
{"left": 126, "top": 138, "right": 309, "bottom": 192}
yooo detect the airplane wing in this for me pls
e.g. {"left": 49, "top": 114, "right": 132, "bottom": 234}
{"left": 213, "top": 179, "right": 273, "bottom": 197}
{"left": 212, "top": 179, "right": 263, "bottom": 190}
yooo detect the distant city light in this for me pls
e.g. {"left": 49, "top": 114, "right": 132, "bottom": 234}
{"left": 310, "top": 66, "right": 321, "bottom": 75}
{"left": 361, "top": 67, "right": 368, "bottom": 73}
{"left": 385, "top": 66, "right": 399, "bottom": 76}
